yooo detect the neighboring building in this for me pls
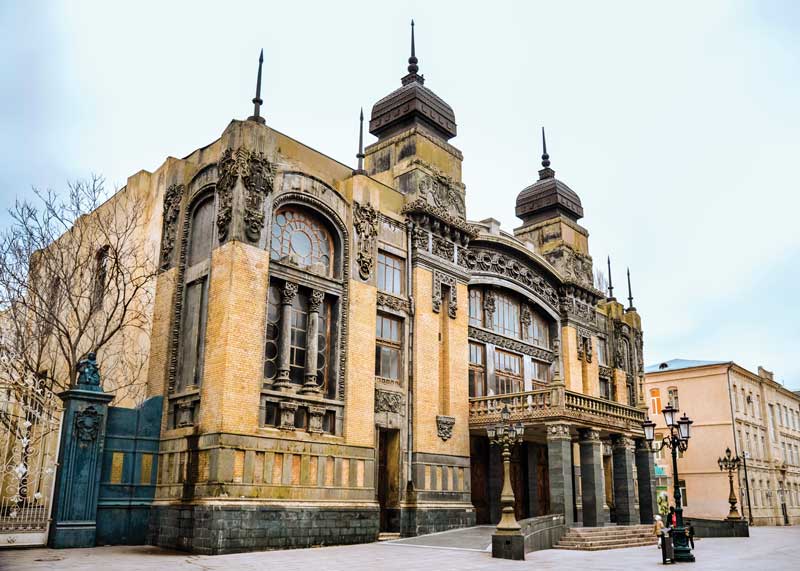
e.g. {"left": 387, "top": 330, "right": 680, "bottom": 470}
{"left": 644, "top": 359, "right": 800, "bottom": 526}
{"left": 15, "top": 28, "right": 657, "bottom": 553}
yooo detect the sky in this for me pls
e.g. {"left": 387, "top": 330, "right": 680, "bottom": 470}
{"left": 1, "top": 1, "right": 799, "bottom": 390}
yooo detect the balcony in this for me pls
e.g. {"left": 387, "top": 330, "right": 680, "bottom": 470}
{"left": 468, "top": 385, "right": 647, "bottom": 434}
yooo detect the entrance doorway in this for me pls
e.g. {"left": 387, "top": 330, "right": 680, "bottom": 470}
{"left": 377, "top": 428, "right": 400, "bottom": 532}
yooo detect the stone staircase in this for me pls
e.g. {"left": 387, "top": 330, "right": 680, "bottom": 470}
{"left": 554, "top": 524, "right": 657, "bottom": 551}
{"left": 377, "top": 532, "right": 401, "bottom": 542}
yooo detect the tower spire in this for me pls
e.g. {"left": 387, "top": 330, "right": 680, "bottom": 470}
{"left": 408, "top": 19, "right": 418, "bottom": 74}
{"left": 607, "top": 256, "right": 615, "bottom": 300}
{"left": 248, "top": 49, "right": 265, "bottom": 124}
{"left": 355, "top": 108, "right": 366, "bottom": 174}
{"left": 626, "top": 267, "right": 635, "bottom": 310}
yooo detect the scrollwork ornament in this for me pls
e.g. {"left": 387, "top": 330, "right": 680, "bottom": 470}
{"left": 353, "top": 201, "right": 378, "bottom": 280}
{"left": 159, "top": 183, "right": 184, "bottom": 270}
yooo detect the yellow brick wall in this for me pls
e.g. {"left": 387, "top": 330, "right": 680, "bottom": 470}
{"left": 343, "top": 279, "right": 377, "bottom": 447}
{"left": 614, "top": 369, "right": 628, "bottom": 404}
{"left": 411, "top": 267, "right": 469, "bottom": 457}
{"left": 146, "top": 269, "right": 177, "bottom": 397}
{"left": 586, "top": 336, "right": 601, "bottom": 397}
{"left": 561, "top": 326, "right": 583, "bottom": 393}
{"left": 198, "top": 240, "right": 269, "bottom": 434}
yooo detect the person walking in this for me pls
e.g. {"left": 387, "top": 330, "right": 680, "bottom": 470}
{"left": 668, "top": 506, "right": 677, "bottom": 527}
{"left": 685, "top": 521, "right": 695, "bottom": 549}
{"left": 653, "top": 515, "right": 665, "bottom": 548}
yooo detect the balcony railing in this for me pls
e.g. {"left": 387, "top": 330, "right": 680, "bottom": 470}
{"left": 469, "top": 385, "right": 646, "bottom": 433}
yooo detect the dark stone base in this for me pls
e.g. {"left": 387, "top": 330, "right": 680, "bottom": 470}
{"left": 492, "top": 532, "right": 525, "bottom": 560}
{"left": 148, "top": 504, "right": 379, "bottom": 555}
{"left": 400, "top": 506, "right": 476, "bottom": 537}
{"left": 685, "top": 517, "right": 749, "bottom": 538}
{"left": 49, "top": 521, "right": 97, "bottom": 548}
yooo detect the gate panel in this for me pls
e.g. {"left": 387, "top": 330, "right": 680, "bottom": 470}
{"left": 0, "top": 384, "right": 61, "bottom": 547}
{"left": 96, "top": 396, "right": 162, "bottom": 545}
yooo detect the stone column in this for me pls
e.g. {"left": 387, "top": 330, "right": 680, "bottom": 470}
{"left": 546, "top": 423, "right": 574, "bottom": 526}
{"left": 612, "top": 435, "right": 638, "bottom": 524}
{"left": 50, "top": 355, "right": 114, "bottom": 548}
{"left": 274, "top": 281, "right": 298, "bottom": 390}
{"left": 579, "top": 428, "right": 605, "bottom": 527}
{"left": 635, "top": 438, "right": 657, "bottom": 524}
{"left": 301, "top": 289, "right": 324, "bottom": 394}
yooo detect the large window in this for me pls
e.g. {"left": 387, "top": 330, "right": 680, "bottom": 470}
{"left": 492, "top": 292, "right": 520, "bottom": 339}
{"left": 597, "top": 338, "right": 608, "bottom": 366}
{"left": 375, "top": 314, "right": 402, "bottom": 381}
{"left": 524, "top": 310, "right": 549, "bottom": 347}
{"left": 600, "top": 377, "right": 612, "bottom": 400}
{"left": 667, "top": 387, "right": 679, "bottom": 410}
{"left": 270, "top": 208, "right": 333, "bottom": 276}
{"left": 650, "top": 388, "right": 662, "bottom": 415}
{"left": 494, "top": 350, "right": 523, "bottom": 395}
{"left": 532, "top": 359, "right": 551, "bottom": 384}
{"left": 468, "top": 342, "right": 486, "bottom": 397}
{"left": 377, "top": 252, "right": 403, "bottom": 295}
{"left": 469, "top": 289, "right": 483, "bottom": 327}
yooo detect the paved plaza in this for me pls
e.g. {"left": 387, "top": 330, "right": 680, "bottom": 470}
{"left": 1, "top": 527, "right": 799, "bottom": 571}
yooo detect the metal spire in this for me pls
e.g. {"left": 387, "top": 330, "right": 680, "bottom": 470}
{"left": 627, "top": 267, "right": 635, "bottom": 310}
{"left": 541, "top": 127, "right": 551, "bottom": 168}
{"left": 407, "top": 19, "right": 419, "bottom": 74}
{"left": 355, "top": 108, "right": 366, "bottom": 174}
{"left": 607, "top": 256, "right": 615, "bottom": 299}
{"left": 248, "top": 49, "right": 265, "bottom": 124}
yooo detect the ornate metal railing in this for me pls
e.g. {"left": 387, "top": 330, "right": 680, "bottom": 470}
{"left": 468, "top": 385, "right": 646, "bottom": 432}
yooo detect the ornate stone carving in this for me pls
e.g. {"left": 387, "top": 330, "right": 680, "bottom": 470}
{"left": 560, "top": 287, "right": 598, "bottom": 324}
{"left": 579, "top": 428, "right": 601, "bottom": 442}
{"left": 543, "top": 247, "right": 594, "bottom": 288}
{"left": 432, "top": 270, "right": 457, "bottom": 318}
{"left": 279, "top": 401, "right": 298, "bottom": 430}
{"left": 308, "top": 289, "right": 325, "bottom": 312}
{"left": 175, "top": 401, "right": 195, "bottom": 428}
{"left": 599, "top": 365, "right": 613, "bottom": 378}
{"left": 308, "top": 406, "right": 326, "bottom": 433}
{"left": 353, "top": 201, "right": 378, "bottom": 280}
{"left": 76, "top": 352, "right": 101, "bottom": 388}
{"left": 401, "top": 198, "right": 479, "bottom": 241}
{"left": 281, "top": 281, "right": 299, "bottom": 304}
{"left": 375, "top": 389, "right": 404, "bottom": 414}
{"left": 483, "top": 290, "right": 496, "bottom": 321}
{"left": 418, "top": 170, "right": 466, "bottom": 219}
{"left": 74, "top": 406, "right": 102, "bottom": 447}
{"left": 431, "top": 235, "right": 455, "bottom": 262}
{"left": 410, "top": 225, "right": 429, "bottom": 251}
{"left": 611, "top": 435, "right": 635, "bottom": 450}
{"left": 436, "top": 415, "right": 456, "bottom": 441}
{"left": 216, "top": 147, "right": 276, "bottom": 243}
{"left": 575, "top": 329, "right": 593, "bottom": 363}
{"left": 546, "top": 423, "right": 571, "bottom": 440}
{"left": 468, "top": 326, "right": 555, "bottom": 362}
{"left": 458, "top": 247, "right": 559, "bottom": 310}
{"left": 377, "top": 292, "right": 410, "bottom": 313}
{"left": 159, "top": 183, "right": 184, "bottom": 270}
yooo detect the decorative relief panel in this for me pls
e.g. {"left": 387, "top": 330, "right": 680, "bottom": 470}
{"left": 432, "top": 270, "right": 457, "bottom": 318}
{"left": 543, "top": 247, "right": 594, "bottom": 288}
{"left": 458, "top": 247, "right": 560, "bottom": 310}
{"left": 575, "top": 327, "right": 593, "bottom": 363}
{"left": 375, "top": 389, "right": 404, "bottom": 414}
{"left": 436, "top": 415, "right": 455, "bottom": 441}
{"left": 377, "top": 292, "right": 411, "bottom": 313}
{"left": 468, "top": 326, "right": 555, "bottom": 362}
{"left": 417, "top": 170, "right": 466, "bottom": 219}
{"left": 559, "top": 286, "right": 598, "bottom": 324}
{"left": 159, "top": 184, "right": 184, "bottom": 270}
{"left": 216, "top": 146, "right": 276, "bottom": 243}
{"left": 353, "top": 201, "right": 378, "bottom": 281}
{"left": 598, "top": 365, "right": 613, "bottom": 379}
{"left": 75, "top": 406, "right": 102, "bottom": 447}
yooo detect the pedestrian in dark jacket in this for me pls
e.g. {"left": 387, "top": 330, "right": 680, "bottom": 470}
{"left": 685, "top": 521, "right": 695, "bottom": 549}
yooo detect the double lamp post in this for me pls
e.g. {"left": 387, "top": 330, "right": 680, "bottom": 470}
{"left": 642, "top": 404, "right": 696, "bottom": 563}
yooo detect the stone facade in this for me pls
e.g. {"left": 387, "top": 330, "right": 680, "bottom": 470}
{"left": 56, "top": 35, "right": 657, "bottom": 554}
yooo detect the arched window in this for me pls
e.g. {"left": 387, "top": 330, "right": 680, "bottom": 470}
{"left": 270, "top": 208, "right": 333, "bottom": 276}
{"left": 263, "top": 203, "right": 343, "bottom": 434}
{"left": 187, "top": 195, "right": 215, "bottom": 267}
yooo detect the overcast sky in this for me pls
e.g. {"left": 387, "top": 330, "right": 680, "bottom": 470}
{"left": 2, "top": 1, "right": 799, "bottom": 390}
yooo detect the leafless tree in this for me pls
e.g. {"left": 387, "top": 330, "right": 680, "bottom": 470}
{"left": 594, "top": 268, "right": 608, "bottom": 296}
{"left": 0, "top": 175, "right": 158, "bottom": 505}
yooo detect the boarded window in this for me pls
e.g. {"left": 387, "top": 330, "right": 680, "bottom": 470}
{"left": 177, "top": 277, "right": 208, "bottom": 391}
{"left": 187, "top": 196, "right": 215, "bottom": 266}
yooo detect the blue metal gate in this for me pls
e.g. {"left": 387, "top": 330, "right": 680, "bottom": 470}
{"left": 96, "top": 396, "right": 162, "bottom": 545}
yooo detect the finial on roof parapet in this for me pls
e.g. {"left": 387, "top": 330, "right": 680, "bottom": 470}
{"left": 355, "top": 108, "right": 366, "bottom": 174}
{"left": 607, "top": 256, "right": 615, "bottom": 300}
{"left": 402, "top": 20, "right": 424, "bottom": 85}
{"left": 248, "top": 49, "right": 266, "bottom": 124}
{"left": 538, "top": 127, "right": 554, "bottom": 179}
{"left": 627, "top": 267, "right": 636, "bottom": 311}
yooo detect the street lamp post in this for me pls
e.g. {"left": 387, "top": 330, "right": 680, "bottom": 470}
{"left": 718, "top": 447, "right": 742, "bottom": 520}
{"left": 487, "top": 404, "right": 525, "bottom": 534}
{"left": 642, "top": 404, "right": 695, "bottom": 563}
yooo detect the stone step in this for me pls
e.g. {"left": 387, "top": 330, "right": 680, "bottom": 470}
{"left": 554, "top": 539, "right": 657, "bottom": 551}
{"left": 563, "top": 531, "right": 654, "bottom": 539}
{"left": 377, "top": 533, "right": 401, "bottom": 542}
{"left": 557, "top": 536, "right": 655, "bottom": 548}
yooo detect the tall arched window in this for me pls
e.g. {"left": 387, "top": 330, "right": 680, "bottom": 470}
{"left": 263, "top": 204, "right": 343, "bottom": 434}
{"left": 174, "top": 194, "right": 215, "bottom": 427}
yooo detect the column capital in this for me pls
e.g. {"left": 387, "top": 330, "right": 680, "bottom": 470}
{"left": 634, "top": 437, "right": 651, "bottom": 452}
{"left": 281, "top": 281, "right": 298, "bottom": 304}
{"left": 308, "top": 289, "right": 325, "bottom": 312}
{"left": 612, "top": 434, "right": 635, "bottom": 451}
{"left": 578, "top": 427, "right": 601, "bottom": 442}
{"left": 546, "top": 423, "right": 572, "bottom": 441}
